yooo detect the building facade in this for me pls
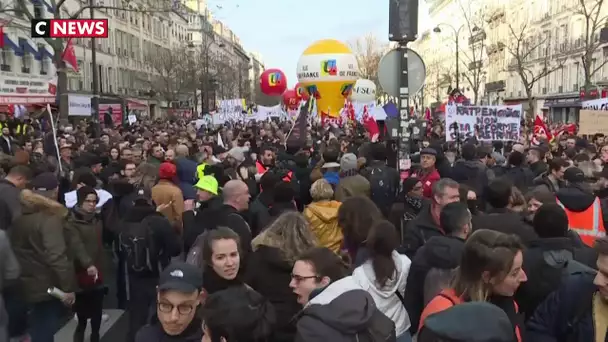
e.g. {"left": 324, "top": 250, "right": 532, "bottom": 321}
{"left": 248, "top": 51, "right": 264, "bottom": 101}
{"left": 0, "top": 0, "right": 252, "bottom": 117}
{"left": 412, "top": 0, "right": 608, "bottom": 122}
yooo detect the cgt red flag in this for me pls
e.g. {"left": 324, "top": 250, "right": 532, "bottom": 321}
{"left": 363, "top": 105, "right": 379, "bottom": 141}
{"left": 61, "top": 38, "right": 79, "bottom": 72}
{"left": 533, "top": 115, "right": 553, "bottom": 143}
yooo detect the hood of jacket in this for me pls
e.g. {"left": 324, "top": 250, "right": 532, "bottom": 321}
{"left": 306, "top": 201, "right": 341, "bottom": 223}
{"left": 352, "top": 251, "right": 411, "bottom": 297}
{"left": 250, "top": 244, "right": 292, "bottom": 272}
{"left": 304, "top": 276, "right": 376, "bottom": 334}
{"left": 556, "top": 186, "right": 596, "bottom": 212}
{"left": 323, "top": 171, "right": 340, "bottom": 186}
{"left": 19, "top": 189, "right": 67, "bottom": 217}
{"left": 457, "top": 160, "right": 487, "bottom": 172}
{"left": 175, "top": 157, "right": 197, "bottom": 184}
{"left": 418, "top": 236, "right": 465, "bottom": 269}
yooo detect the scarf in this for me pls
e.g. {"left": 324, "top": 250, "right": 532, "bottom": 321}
{"left": 340, "top": 169, "right": 358, "bottom": 178}
{"left": 404, "top": 195, "right": 423, "bottom": 213}
{"left": 202, "top": 265, "right": 244, "bottom": 295}
{"left": 72, "top": 206, "right": 97, "bottom": 223}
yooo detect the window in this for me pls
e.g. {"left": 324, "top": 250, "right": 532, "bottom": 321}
{"left": 33, "top": 4, "right": 44, "bottom": 18}
{"left": 0, "top": 47, "right": 12, "bottom": 71}
{"left": 38, "top": 43, "right": 49, "bottom": 75}
{"left": 20, "top": 41, "right": 32, "bottom": 73}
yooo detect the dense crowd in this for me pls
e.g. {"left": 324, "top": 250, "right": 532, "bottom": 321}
{"left": 0, "top": 111, "right": 607, "bottom": 342}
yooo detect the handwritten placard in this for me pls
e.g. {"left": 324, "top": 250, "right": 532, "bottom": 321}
{"left": 579, "top": 110, "right": 608, "bottom": 135}
{"left": 445, "top": 104, "right": 522, "bottom": 141}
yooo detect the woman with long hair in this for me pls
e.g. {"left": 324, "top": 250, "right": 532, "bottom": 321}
{"left": 352, "top": 220, "right": 412, "bottom": 342}
{"left": 198, "top": 227, "right": 244, "bottom": 295}
{"left": 419, "top": 229, "right": 527, "bottom": 341}
{"left": 338, "top": 196, "right": 384, "bottom": 266}
{"left": 246, "top": 211, "right": 317, "bottom": 342}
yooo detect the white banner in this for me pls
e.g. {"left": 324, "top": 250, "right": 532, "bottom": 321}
{"left": 67, "top": 94, "right": 92, "bottom": 116}
{"left": 581, "top": 98, "right": 608, "bottom": 111}
{"left": 257, "top": 105, "right": 283, "bottom": 118}
{"left": 445, "top": 104, "right": 523, "bottom": 141}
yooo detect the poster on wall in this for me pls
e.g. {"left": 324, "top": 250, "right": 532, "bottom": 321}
{"left": 98, "top": 103, "right": 123, "bottom": 125}
{"left": 445, "top": 104, "right": 523, "bottom": 141}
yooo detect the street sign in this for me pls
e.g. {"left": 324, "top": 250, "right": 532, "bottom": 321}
{"left": 378, "top": 48, "right": 426, "bottom": 97}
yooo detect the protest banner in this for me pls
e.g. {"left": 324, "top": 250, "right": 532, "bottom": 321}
{"left": 581, "top": 98, "right": 608, "bottom": 111}
{"left": 445, "top": 104, "right": 522, "bottom": 141}
{"left": 579, "top": 109, "right": 608, "bottom": 135}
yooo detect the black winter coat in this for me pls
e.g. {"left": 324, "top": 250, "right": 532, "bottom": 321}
{"left": 472, "top": 208, "right": 538, "bottom": 245}
{"left": 400, "top": 204, "right": 444, "bottom": 259}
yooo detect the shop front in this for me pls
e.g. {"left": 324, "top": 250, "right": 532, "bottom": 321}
{"left": 543, "top": 95, "right": 580, "bottom": 123}
{"left": 0, "top": 72, "right": 57, "bottom": 113}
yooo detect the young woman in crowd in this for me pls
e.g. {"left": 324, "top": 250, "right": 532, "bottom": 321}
{"left": 64, "top": 186, "right": 105, "bottom": 342}
{"left": 200, "top": 227, "right": 244, "bottom": 295}
{"left": 291, "top": 247, "right": 387, "bottom": 342}
{"left": 419, "top": 229, "right": 527, "bottom": 342}
{"left": 352, "top": 220, "right": 413, "bottom": 342}
{"left": 303, "top": 179, "right": 342, "bottom": 253}
{"left": 246, "top": 211, "right": 317, "bottom": 342}
{"left": 337, "top": 196, "right": 383, "bottom": 266}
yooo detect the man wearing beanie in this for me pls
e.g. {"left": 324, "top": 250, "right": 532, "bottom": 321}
{"left": 451, "top": 143, "right": 495, "bottom": 198}
{"left": 515, "top": 203, "right": 597, "bottom": 319}
{"left": 334, "top": 153, "right": 370, "bottom": 202}
{"left": 151, "top": 162, "right": 185, "bottom": 233}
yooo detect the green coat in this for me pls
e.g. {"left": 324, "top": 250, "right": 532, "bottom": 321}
{"left": 10, "top": 190, "right": 76, "bottom": 303}
{"left": 64, "top": 209, "right": 103, "bottom": 273}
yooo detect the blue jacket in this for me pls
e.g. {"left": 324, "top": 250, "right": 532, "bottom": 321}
{"left": 527, "top": 273, "right": 606, "bottom": 342}
{"left": 175, "top": 157, "right": 198, "bottom": 200}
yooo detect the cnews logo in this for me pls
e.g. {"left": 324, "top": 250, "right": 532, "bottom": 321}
{"left": 31, "top": 19, "right": 109, "bottom": 38}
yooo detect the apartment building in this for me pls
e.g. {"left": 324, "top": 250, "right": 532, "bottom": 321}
{"left": 414, "top": 0, "right": 608, "bottom": 122}
{"left": 1, "top": 0, "right": 252, "bottom": 117}
{"left": 248, "top": 51, "right": 264, "bottom": 101}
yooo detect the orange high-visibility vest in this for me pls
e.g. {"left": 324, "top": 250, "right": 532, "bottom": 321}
{"left": 557, "top": 197, "right": 606, "bottom": 247}
{"left": 256, "top": 160, "right": 293, "bottom": 182}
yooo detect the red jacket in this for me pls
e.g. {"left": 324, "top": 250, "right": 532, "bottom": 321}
{"left": 411, "top": 168, "right": 441, "bottom": 198}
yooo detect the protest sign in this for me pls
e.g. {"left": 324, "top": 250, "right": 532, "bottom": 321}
{"left": 581, "top": 98, "right": 608, "bottom": 111}
{"left": 579, "top": 109, "right": 608, "bottom": 135}
{"left": 445, "top": 104, "right": 522, "bottom": 141}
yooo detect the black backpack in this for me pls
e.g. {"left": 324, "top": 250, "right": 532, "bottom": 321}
{"left": 522, "top": 249, "right": 596, "bottom": 318}
{"left": 356, "top": 309, "right": 397, "bottom": 342}
{"left": 119, "top": 217, "right": 159, "bottom": 275}
{"left": 367, "top": 167, "right": 394, "bottom": 214}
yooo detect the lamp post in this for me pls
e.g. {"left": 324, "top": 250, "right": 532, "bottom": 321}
{"left": 433, "top": 24, "right": 479, "bottom": 92}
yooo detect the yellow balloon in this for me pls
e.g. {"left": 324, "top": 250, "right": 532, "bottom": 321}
{"left": 297, "top": 39, "right": 359, "bottom": 117}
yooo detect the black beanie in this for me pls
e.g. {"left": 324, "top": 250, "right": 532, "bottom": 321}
{"left": 533, "top": 203, "right": 568, "bottom": 238}
{"left": 76, "top": 186, "right": 98, "bottom": 206}
{"left": 402, "top": 177, "right": 420, "bottom": 194}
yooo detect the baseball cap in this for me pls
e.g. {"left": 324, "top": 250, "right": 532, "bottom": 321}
{"left": 194, "top": 175, "right": 218, "bottom": 195}
{"left": 158, "top": 262, "right": 203, "bottom": 293}
{"left": 564, "top": 167, "right": 585, "bottom": 183}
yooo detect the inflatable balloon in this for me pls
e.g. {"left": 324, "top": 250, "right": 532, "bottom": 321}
{"left": 351, "top": 79, "right": 377, "bottom": 103}
{"left": 260, "top": 69, "right": 287, "bottom": 96}
{"left": 282, "top": 89, "right": 299, "bottom": 110}
{"left": 294, "top": 82, "right": 309, "bottom": 100}
{"left": 296, "top": 39, "right": 359, "bottom": 117}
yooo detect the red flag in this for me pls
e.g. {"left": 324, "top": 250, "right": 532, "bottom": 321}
{"left": 61, "top": 38, "right": 79, "bottom": 72}
{"left": 0, "top": 26, "right": 4, "bottom": 49}
{"left": 533, "top": 115, "right": 553, "bottom": 143}
{"left": 363, "top": 105, "right": 379, "bottom": 140}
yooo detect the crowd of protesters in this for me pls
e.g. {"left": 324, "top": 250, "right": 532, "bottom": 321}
{"left": 0, "top": 109, "right": 608, "bottom": 342}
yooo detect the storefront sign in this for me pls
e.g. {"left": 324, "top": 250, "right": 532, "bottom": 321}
{"left": 0, "top": 72, "right": 57, "bottom": 104}
{"left": 67, "top": 94, "right": 92, "bottom": 116}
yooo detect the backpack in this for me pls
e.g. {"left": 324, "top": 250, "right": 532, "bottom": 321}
{"left": 356, "top": 309, "right": 397, "bottom": 342}
{"left": 119, "top": 217, "right": 159, "bottom": 275}
{"left": 367, "top": 167, "right": 394, "bottom": 214}
{"left": 523, "top": 249, "right": 596, "bottom": 318}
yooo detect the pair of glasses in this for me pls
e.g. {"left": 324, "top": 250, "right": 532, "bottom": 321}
{"left": 157, "top": 302, "right": 195, "bottom": 315}
{"left": 291, "top": 274, "right": 318, "bottom": 283}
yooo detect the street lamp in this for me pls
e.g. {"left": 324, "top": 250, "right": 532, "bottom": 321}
{"left": 433, "top": 24, "right": 479, "bottom": 91}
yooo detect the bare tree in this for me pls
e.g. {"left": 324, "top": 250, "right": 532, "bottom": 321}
{"left": 424, "top": 57, "right": 454, "bottom": 104}
{"left": 574, "top": 0, "right": 608, "bottom": 96}
{"left": 506, "top": 22, "right": 566, "bottom": 117}
{"left": 144, "top": 45, "right": 196, "bottom": 102}
{"left": 0, "top": 0, "right": 186, "bottom": 118}
{"left": 457, "top": 0, "right": 487, "bottom": 104}
{"left": 348, "top": 34, "right": 388, "bottom": 89}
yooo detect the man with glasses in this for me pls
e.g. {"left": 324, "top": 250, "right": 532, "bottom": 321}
{"left": 135, "top": 262, "right": 203, "bottom": 341}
